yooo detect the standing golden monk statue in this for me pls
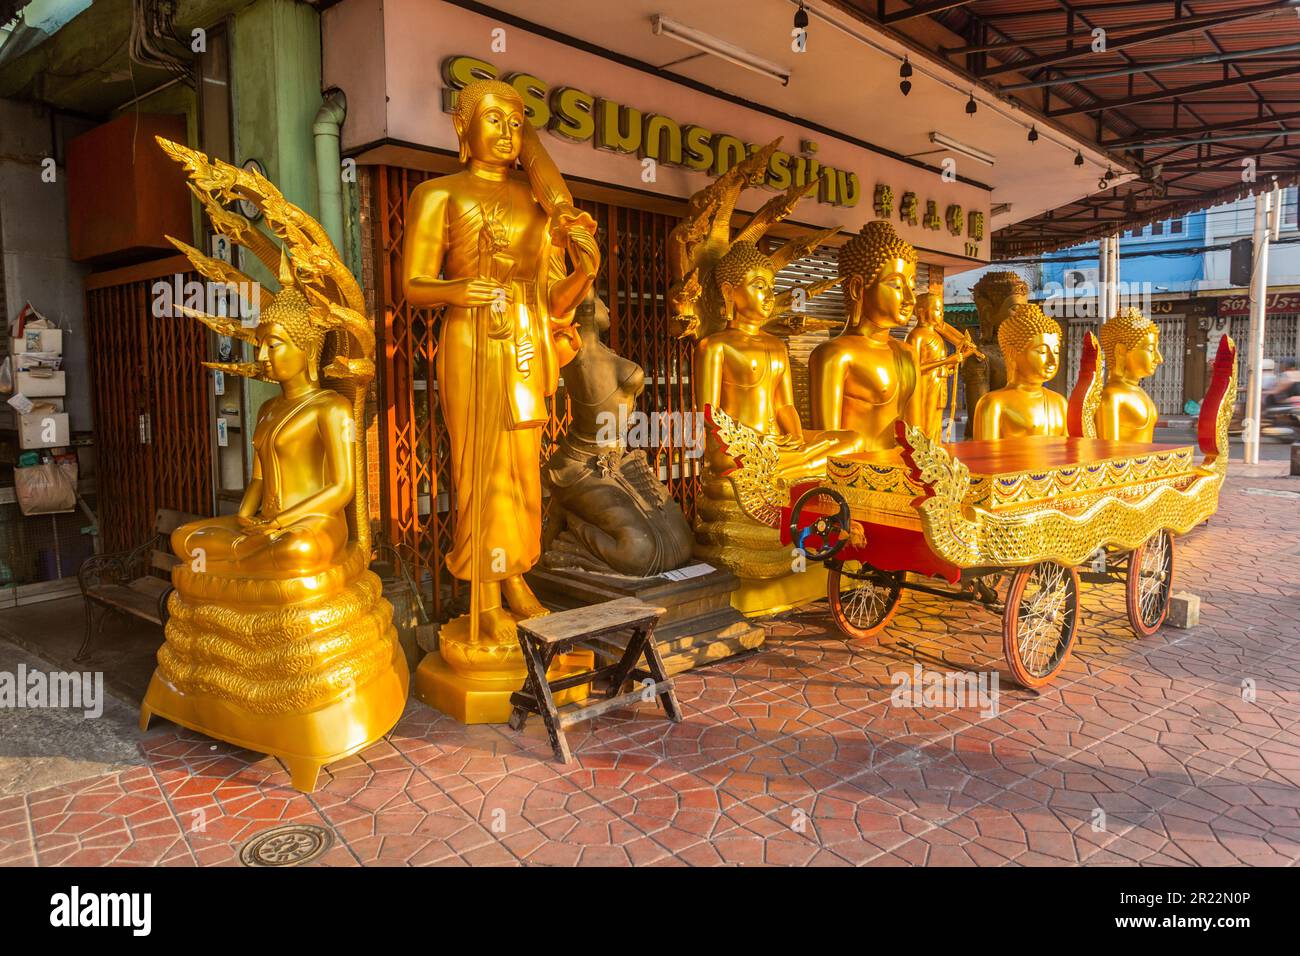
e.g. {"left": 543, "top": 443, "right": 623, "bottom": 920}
{"left": 810, "top": 220, "right": 928, "bottom": 456}
{"left": 962, "top": 271, "right": 1030, "bottom": 438}
{"left": 972, "top": 303, "right": 1068, "bottom": 440}
{"left": 672, "top": 139, "right": 839, "bottom": 617}
{"left": 905, "top": 291, "right": 980, "bottom": 443}
{"left": 1097, "top": 307, "right": 1164, "bottom": 442}
{"left": 141, "top": 139, "right": 409, "bottom": 793}
{"left": 402, "top": 79, "right": 599, "bottom": 723}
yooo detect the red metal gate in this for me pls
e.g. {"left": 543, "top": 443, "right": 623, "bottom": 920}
{"left": 370, "top": 167, "right": 693, "bottom": 618}
{"left": 84, "top": 257, "right": 212, "bottom": 553}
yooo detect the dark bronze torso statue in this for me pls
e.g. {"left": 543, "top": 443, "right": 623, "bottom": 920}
{"left": 540, "top": 294, "right": 694, "bottom": 576}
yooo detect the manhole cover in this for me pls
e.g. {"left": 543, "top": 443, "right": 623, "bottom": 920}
{"left": 239, "top": 824, "right": 334, "bottom": 867}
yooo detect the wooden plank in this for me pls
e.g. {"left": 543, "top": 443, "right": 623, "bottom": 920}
{"left": 518, "top": 597, "right": 665, "bottom": 644}
{"left": 557, "top": 690, "right": 648, "bottom": 729}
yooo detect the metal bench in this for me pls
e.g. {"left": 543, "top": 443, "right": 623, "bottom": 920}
{"left": 508, "top": 597, "right": 681, "bottom": 763}
{"left": 76, "top": 508, "right": 199, "bottom": 662}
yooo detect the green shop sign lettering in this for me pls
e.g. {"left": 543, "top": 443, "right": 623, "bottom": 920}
{"left": 442, "top": 55, "right": 860, "bottom": 208}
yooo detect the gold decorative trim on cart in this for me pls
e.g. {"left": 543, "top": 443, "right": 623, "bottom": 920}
{"left": 966, "top": 446, "right": 1196, "bottom": 510}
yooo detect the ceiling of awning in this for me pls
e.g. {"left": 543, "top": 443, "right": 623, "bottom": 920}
{"left": 852, "top": 0, "right": 1300, "bottom": 257}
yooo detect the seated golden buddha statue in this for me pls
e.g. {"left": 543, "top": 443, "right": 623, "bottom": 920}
{"left": 140, "top": 139, "right": 408, "bottom": 793}
{"left": 809, "top": 220, "right": 925, "bottom": 458}
{"left": 539, "top": 290, "right": 694, "bottom": 576}
{"left": 1096, "top": 307, "right": 1164, "bottom": 442}
{"left": 972, "top": 303, "right": 1068, "bottom": 441}
{"left": 694, "top": 241, "right": 831, "bottom": 616}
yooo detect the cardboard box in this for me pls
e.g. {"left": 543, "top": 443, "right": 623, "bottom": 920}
{"left": 13, "top": 330, "right": 63, "bottom": 354}
{"left": 14, "top": 412, "right": 69, "bottom": 449}
{"left": 15, "top": 371, "right": 66, "bottom": 397}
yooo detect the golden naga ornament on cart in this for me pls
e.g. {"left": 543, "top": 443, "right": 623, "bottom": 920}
{"left": 672, "top": 139, "right": 840, "bottom": 617}
{"left": 972, "top": 303, "right": 1068, "bottom": 441}
{"left": 1096, "top": 307, "right": 1164, "bottom": 442}
{"left": 140, "top": 138, "right": 409, "bottom": 793}
{"left": 401, "top": 79, "right": 599, "bottom": 722}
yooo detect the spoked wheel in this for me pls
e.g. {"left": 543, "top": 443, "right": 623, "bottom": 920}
{"left": 1002, "top": 562, "right": 1080, "bottom": 688}
{"left": 827, "top": 561, "right": 903, "bottom": 640}
{"left": 1126, "top": 529, "right": 1174, "bottom": 637}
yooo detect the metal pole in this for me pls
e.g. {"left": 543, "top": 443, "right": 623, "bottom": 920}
{"left": 1245, "top": 190, "right": 1272, "bottom": 465}
{"left": 1098, "top": 235, "right": 1111, "bottom": 321}
{"left": 1110, "top": 232, "right": 1121, "bottom": 316}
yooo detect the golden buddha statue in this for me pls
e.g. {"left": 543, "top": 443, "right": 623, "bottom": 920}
{"left": 962, "top": 271, "right": 1029, "bottom": 438}
{"left": 401, "top": 79, "right": 599, "bottom": 723}
{"left": 972, "top": 303, "right": 1068, "bottom": 440}
{"left": 694, "top": 242, "right": 832, "bottom": 615}
{"left": 141, "top": 139, "right": 408, "bottom": 793}
{"left": 809, "top": 220, "right": 927, "bottom": 457}
{"left": 1097, "top": 307, "right": 1164, "bottom": 442}
{"left": 905, "top": 290, "right": 980, "bottom": 443}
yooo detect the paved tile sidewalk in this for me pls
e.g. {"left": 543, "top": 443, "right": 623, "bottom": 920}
{"left": 1, "top": 462, "right": 1298, "bottom": 866}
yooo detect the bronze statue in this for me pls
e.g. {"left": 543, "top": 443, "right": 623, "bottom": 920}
{"left": 962, "top": 271, "right": 1029, "bottom": 438}
{"left": 540, "top": 291, "right": 694, "bottom": 576}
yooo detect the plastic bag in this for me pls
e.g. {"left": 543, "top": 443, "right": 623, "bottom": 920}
{"left": 13, "top": 461, "right": 76, "bottom": 515}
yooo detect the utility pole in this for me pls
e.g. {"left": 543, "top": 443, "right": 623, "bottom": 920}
{"left": 1098, "top": 233, "right": 1120, "bottom": 320}
{"left": 1109, "top": 231, "right": 1121, "bottom": 317}
{"left": 1245, "top": 183, "right": 1280, "bottom": 465}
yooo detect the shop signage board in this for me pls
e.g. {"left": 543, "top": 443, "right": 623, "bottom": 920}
{"left": 323, "top": 0, "right": 991, "bottom": 262}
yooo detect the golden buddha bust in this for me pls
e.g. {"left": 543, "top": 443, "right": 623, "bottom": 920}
{"left": 972, "top": 303, "right": 1068, "bottom": 440}
{"left": 962, "top": 271, "right": 1029, "bottom": 437}
{"left": 1097, "top": 307, "right": 1163, "bottom": 442}
{"left": 402, "top": 79, "right": 599, "bottom": 722}
{"left": 809, "top": 220, "right": 923, "bottom": 456}
{"left": 141, "top": 139, "right": 408, "bottom": 793}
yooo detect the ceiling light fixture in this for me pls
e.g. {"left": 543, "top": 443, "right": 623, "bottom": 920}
{"left": 1028, "top": 125, "right": 1039, "bottom": 143}
{"left": 929, "top": 131, "right": 995, "bottom": 165}
{"left": 965, "top": 92, "right": 977, "bottom": 116}
{"left": 651, "top": 14, "right": 791, "bottom": 86}
{"left": 794, "top": 2, "right": 809, "bottom": 30}
{"left": 1075, "top": 150, "right": 1085, "bottom": 166}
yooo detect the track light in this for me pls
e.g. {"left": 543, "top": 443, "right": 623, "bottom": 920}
{"left": 1074, "top": 150, "right": 1084, "bottom": 166}
{"left": 794, "top": 2, "right": 809, "bottom": 29}
{"left": 966, "top": 93, "right": 977, "bottom": 115}
{"left": 929, "top": 131, "right": 995, "bottom": 166}
{"left": 1028, "top": 125, "right": 1039, "bottom": 143}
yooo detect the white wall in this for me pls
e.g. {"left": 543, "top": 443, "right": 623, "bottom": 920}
{"left": 0, "top": 98, "right": 92, "bottom": 431}
{"left": 1200, "top": 190, "right": 1300, "bottom": 292}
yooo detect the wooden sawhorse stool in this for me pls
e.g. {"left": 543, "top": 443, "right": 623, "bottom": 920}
{"left": 508, "top": 597, "right": 682, "bottom": 763}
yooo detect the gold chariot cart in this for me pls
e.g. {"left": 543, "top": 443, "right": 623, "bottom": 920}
{"left": 711, "top": 335, "right": 1238, "bottom": 688}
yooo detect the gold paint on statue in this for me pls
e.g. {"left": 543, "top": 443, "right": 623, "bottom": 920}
{"left": 401, "top": 80, "right": 599, "bottom": 722}
{"left": 673, "top": 140, "right": 838, "bottom": 617}
{"left": 972, "top": 303, "right": 1068, "bottom": 441}
{"left": 905, "top": 291, "right": 980, "bottom": 442}
{"left": 1096, "top": 308, "right": 1163, "bottom": 442}
{"left": 140, "top": 139, "right": 408, "bottom": 793}
{"left": 809, "top": 221, "right": 927, "bottom": 458}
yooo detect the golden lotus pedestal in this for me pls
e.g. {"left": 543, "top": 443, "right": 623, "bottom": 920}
{"left": 414, "top": 616, "right": 593, "bottom": 725}
{"left": 139, "top": 544, "right": 410, "bottom": 793}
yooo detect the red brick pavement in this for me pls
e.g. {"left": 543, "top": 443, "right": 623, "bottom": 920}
{"left": 2, "top": 465, "right": 1298, "bottom": 866}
